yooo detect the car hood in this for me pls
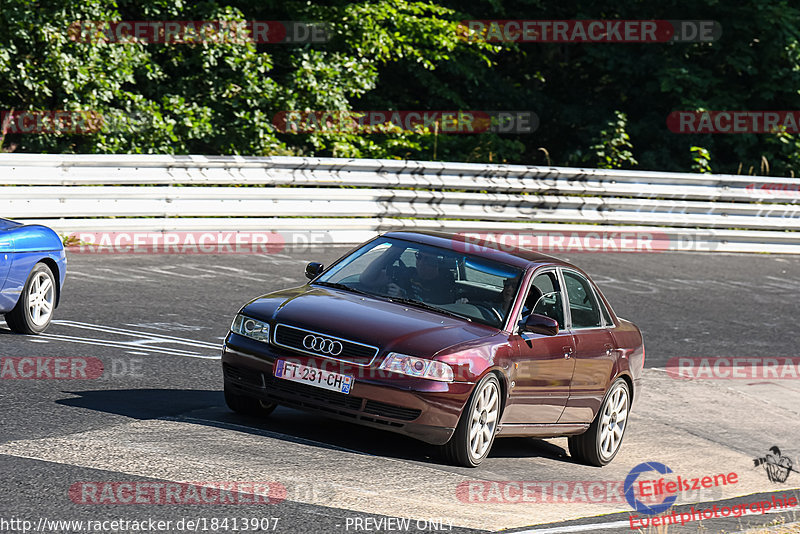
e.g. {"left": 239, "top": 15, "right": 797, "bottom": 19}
{"left": 240, "top": 285, "right": 499, "bottom": 358}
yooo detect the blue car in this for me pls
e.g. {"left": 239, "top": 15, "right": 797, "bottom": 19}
{"left": 0, "top": 219, "right": 67, "bottom": 334}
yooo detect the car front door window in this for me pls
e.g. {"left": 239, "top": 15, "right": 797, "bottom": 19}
{"left": 527, "top": 271, "right": 565, "bottom": 328}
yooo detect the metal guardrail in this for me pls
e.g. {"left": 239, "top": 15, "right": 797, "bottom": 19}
{"left": 2, "top": 153, "right": 799, "bottom": 253}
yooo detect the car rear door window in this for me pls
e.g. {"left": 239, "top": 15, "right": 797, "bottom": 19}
{"left": 563, "top": 270, "right": 602, "bottom": 329}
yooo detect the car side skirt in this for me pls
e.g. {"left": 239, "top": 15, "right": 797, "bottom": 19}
{"left": 496, "top": 422, "right": 590, "bottom": 438}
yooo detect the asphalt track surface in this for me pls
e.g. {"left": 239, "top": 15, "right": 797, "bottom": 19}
{"left": 2, "top": 247, "right": 800, "bottom": 534}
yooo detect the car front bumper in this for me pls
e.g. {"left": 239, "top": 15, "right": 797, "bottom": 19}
{"left": 221, "top": 333, "right": 474, "bottom": 446}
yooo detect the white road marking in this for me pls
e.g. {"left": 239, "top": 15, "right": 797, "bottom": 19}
{"left": 35, "top": 320, "right": 222, "bottom": 359}
{"left": 53, "top": 320, "right": 221, "bottom": 349}
{"left": 62, "top": 271, "right": 120, "bottom": 282}
{"left": 114, "top": 267, "right": 158, "bottom": 280}
{"left": 141, "top": 266, "right": 214, "bottom": 279}
{"left": 41, "top": 332, "right": 219, "bottom": 359}
{"left": 68, "top": 259, "right": 306, "bottom": 283}
{"left": 124, "top": 322, "right": 208, "bottom": 332}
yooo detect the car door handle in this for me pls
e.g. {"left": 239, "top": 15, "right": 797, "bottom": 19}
{"left": 563, "top": 346, "right": 574, "bottom": 359}
{"left": 604, "top": 343, "right": 614, "bottom": 356}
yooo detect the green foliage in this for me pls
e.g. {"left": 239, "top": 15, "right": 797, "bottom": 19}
{"left": 690, "top": 146, "right": 712, "bottom": 174}
{"left": 2, "top": 0, "right": 800, "bottom": 174}
{"left": 589, "top": 111, "right": 637, "bottom": 169}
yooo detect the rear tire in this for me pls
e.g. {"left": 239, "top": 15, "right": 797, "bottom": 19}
{"left": 568, "top": 378, "right": 630, "bottom": 466}
{"left": 224, "top": 385, "right": 277, "bottom": 417}
{"left": 5, "top": 263, "right": 56, "bottom": 335}
{"left": 439, "top": 373, "right": 501, "bottom": 467}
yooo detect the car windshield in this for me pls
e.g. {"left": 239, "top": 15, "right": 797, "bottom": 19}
{"left": 315, "top": 237, "right": 524, "bottom": 327}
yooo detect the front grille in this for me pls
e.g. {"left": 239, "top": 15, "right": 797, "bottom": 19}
{"left": 223, "top": 363, "right": 420, "bottom": 423}
{"left": 364, "top": 400, "right": 421, "bottom": 421}
{"left": 273, "top": 324, "right": 379, "bottom": 365}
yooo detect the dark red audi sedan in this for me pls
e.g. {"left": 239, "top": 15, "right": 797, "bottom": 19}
{"left": 221, "top": 231, "right": 644, "bottom": 467}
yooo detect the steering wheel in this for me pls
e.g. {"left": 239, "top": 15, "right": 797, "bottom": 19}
{"left": 478, "top": 303, "right": 504, "bottom": 323}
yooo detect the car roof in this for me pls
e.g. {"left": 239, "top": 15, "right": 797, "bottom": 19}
{"left": 382, "top": 230, "right": 574, "bottom": 269}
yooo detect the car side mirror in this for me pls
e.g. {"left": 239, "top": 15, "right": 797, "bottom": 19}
{"left": 522, "top": 313, "right": 559, "bottom": 336}
{"left": 305, "top": 262, "right": 324, "bottom": 280}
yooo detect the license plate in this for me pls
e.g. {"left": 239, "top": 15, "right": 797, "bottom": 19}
{"left": 273, "top": 360, "right": 353, "bottom": 394}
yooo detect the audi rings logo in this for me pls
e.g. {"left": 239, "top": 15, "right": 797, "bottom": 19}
{"left": 302, "top": 335, "right": 343, "bottom": 356}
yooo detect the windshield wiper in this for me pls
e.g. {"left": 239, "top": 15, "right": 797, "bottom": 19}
{"left": 387, "top": 296, "right": 473, "bottom": 322}
{"left": 314, "top": 281, "right": 374, "bottom": 298}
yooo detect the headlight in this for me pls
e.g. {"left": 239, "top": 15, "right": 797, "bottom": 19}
{"left": 231, "top": 314, "right": 270, "bottom": 343}
{"left": 378, "top": 352, "right": 454, "bottom": 382}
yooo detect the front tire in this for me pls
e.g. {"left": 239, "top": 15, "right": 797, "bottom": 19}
{"left": 4, "top": 263, "right": 57, "bottom": 335}
{"left": 439, "top": 373, "right": 501, "bottom": 467}
{"left": 569, "top": 378, "right": 630, "bottom": 466}
{"left": 224, "top": 385, "right": 277, "bottom": 417}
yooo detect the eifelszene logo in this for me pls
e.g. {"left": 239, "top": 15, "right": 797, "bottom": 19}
{"left": 625, "top": 462, "right": 739, "bottom": 515}
{"left": 625, "top": 462, "right": 677, "bottom": 514}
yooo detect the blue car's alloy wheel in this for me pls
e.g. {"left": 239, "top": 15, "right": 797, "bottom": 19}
{"left": 5, "top": 263, "right": 56, "bottom": 335}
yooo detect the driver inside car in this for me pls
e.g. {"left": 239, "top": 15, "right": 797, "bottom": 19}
{"left": 360, "top": 246, "right": 456, "bottom": 304}
{"left": 491, "top": 277, "right": 538, "bottom": 324}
